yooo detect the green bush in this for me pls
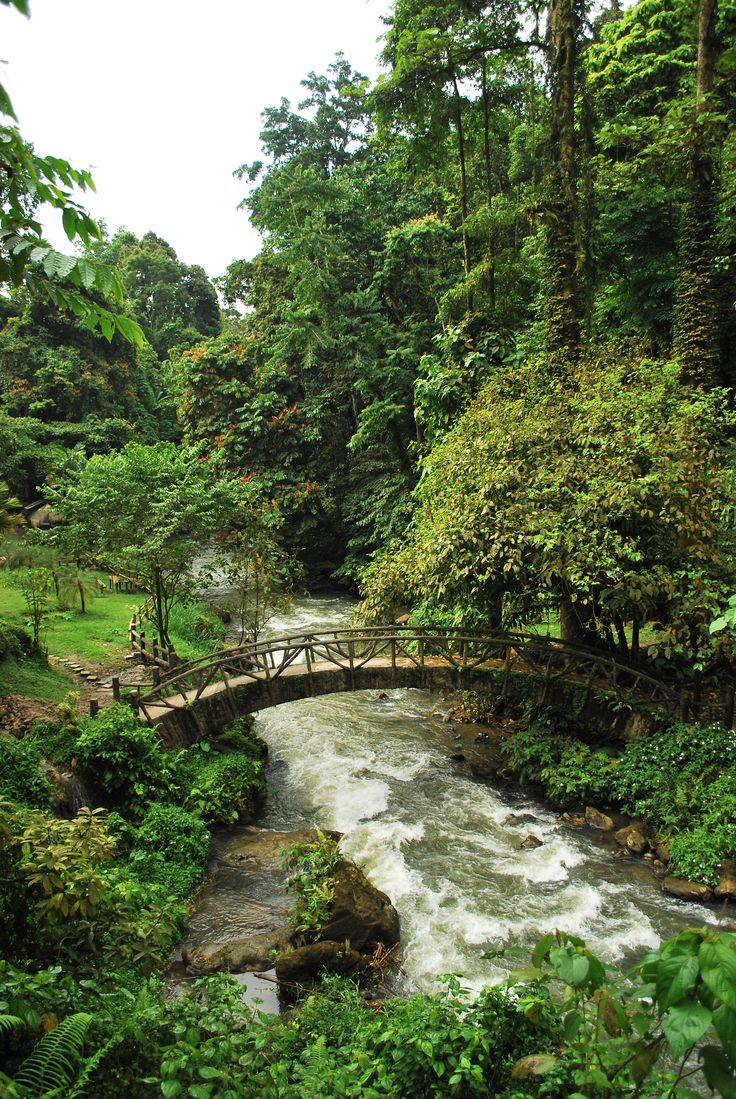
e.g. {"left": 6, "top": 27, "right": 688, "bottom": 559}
{"left": 540, "top": 742, "right": 618, "bottom": 808}
{"left": 181, "top": 747, "right": 263, "bottom": 824}
{"left": 134, "top": 803, "right": 209, "bottom": 867}
{"left": 213, "top": 715, "right": 267, "bottom": 758}
{"left": 612, "top": 722, "right": 736, "bottom": 829}
{"left": 129, "top": 803, "right": 210, "bottom": 897}
{"left": 501, "top": 710, "right": 618, "bottom": 808}
{"left": 0, "top": 620, "right": 34, "bottom": 660}
{"left": 168, "top": 600, "right": 225, "bottom": 647}
{"left": 75, "top": 704, "right": 178, "bottom": 818}
{"left": 283, "top": 832, "right": 342, "bottom": 942}
{"left": 0, "top": 737, "right": 53, "bottom": 808}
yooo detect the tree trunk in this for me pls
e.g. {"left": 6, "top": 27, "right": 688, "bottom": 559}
{"left": 544, "top": 0, "right": 582, "bottom": 359}
{"left": 673, "top": 0, "right": 720, "bottom": 387}
{"left": 481, "top": 57, "right": 496, "bottom": 312}
{"left": 153, "top": 566, "right": 168, "bottom": 648}
{"left": 559, "top": 595, "right": 586, "bottom": 645}
{"left": 449, "top": 57, "right": 472, "bottom": 283}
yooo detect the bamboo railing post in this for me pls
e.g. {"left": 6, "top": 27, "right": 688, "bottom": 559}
{"left": 112, "top": 676, "right": 120, "bottom": 702}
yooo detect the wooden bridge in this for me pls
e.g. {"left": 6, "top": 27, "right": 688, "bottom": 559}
{"left": 130, "top": 626, "right": 727, "bottom": 746}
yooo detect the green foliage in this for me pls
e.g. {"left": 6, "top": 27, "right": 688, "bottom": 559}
{"left": 0, "top": 620, "right": 32, "bottom": 661}
{"left": 211, "top": 716, "right": 265, "bottom": 757}
{"left": 9, "top": 567, "right": 53, "bottom": 652}
{"left": 10, "top": 1010, "right": 93, "bottom": 1096}
{"left": 74, "top": 705, "right": 178, "bottom": 818}
{"left": 181, "top": 747, "right": 263, "bottom": 826}
{"left": 46, "top": 442, "right": 238, "bottom": 646}
{"left": 501, "top": 711, "right": 618, "bottom": 809}
{"left": 126, "top": 804, "right": 209, "bottom": 901}
{"left": 18, "top": 807, "right": 113, "bottom": 930}
{"left": 0, "top": 738, "right": 53, "bottom": 809}
{"left": 283, "top": 832, "right": 342, "bottom": 942}
{"left": 166, "top": 600, "right": 225, "bottom": 649}
{"left": 360, "top": 350, "right": 736, "bottom": 663}
{"left": 612, "top": 721, "right": 736, "bottom": 829}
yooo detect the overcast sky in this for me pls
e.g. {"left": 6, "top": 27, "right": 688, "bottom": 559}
{"left": 0, "top": 0, "right": 387, "bottom": 277}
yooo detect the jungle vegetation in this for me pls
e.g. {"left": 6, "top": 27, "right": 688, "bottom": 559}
{"left": 3, "top": 0, "right": 736, "bottom": 1094}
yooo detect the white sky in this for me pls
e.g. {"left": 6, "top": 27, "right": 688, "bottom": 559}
{"left": 0, "top": 0, "right": 387, "bottom": 277}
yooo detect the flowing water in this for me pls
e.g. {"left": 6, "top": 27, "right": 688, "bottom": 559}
{"left": 226, "top": 594, "right": 726, "bottom": 994}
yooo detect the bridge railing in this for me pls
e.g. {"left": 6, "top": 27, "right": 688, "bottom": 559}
{"left": 134, "top": 626, "right": 693, "bottom": 724}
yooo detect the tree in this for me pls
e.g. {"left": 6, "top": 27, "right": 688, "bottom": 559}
{"left": 0, "top": 2, "right": 143, "bottom": 347}
{"left": 46, "top": 443, "right": 237, "bottom": 646}
{"left": 360, "top": 347, "right": 736, "bottom": 664}
{"left": 214, "top": 500, "right": 300, "bottom": 644}
{"left": 0, "top": 478, "right": 23, "bottom": 541}
{"left": 102, "top": 231, "right": 221, "bottom": 359}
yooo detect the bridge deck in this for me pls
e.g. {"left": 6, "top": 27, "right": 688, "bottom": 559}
{"left": 139, "top": 655, "right": 462, "bottom": 726}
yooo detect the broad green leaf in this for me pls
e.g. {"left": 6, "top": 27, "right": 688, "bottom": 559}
{"left": 656, "top": 952, "right": 700, "bottom": 1010}
{"left": 62, "top": 207, "right": 77, "bottom": 241}
{"left": 532, "top": 933, "right": 554, "bottom": 967}
{"left": 511, "top": 1054, "right": 559, "bottom": 1079}
{"left": 700, "top": 942, "right": 736, "bottom": 1011}
{"left": 701, "top": 1046, "right": 736, "bottom": 1098}
{"left": 662, "top": 1001, "right": 712, "bottom": 1059}
{"left": 114, "top": 314, "right": 146, "bottom": 347}
{"left": 714, "top": 1004, "right": 736, "bottom": 1069}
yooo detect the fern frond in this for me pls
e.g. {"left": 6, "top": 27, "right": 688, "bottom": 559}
{"left": 0, "top": 1013, "right": 24, "bottom": 1036}
{"left": 14, "top": 1012, "right": 92, "bottom": 1097}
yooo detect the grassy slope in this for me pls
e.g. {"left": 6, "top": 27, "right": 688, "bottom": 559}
{"left": 0, "top": 568, "right": 223, "bottom": 701}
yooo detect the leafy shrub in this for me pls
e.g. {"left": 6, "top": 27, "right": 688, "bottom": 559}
{"left": 0, "top": 620, "right": 33, "bottom": 660}
{"left": 501, "top": 711, "right": 618, "bottom": 808}
{"left": 135, "top": 803, "right": 209, "bottom": 867}
{"left": 283, "top": 831, "right": 342, "bottom": 943}
{"left": 213, "top": 715, "right": 267, "bottom": 758}
{"left": 126, "top": 804, "right": 210, "bottom": 900}
{"left": 181, "top": 747, "right": 263, "bottom": 825}
{"left": 168, "top": 600, "right": 225, "bottom": 647}
{"left": 612, "top": 721, "right": 736, "bottom": 829}
{"left": 74, "top": 704, "right": 178, "bottom": 818}
{"left": 0, "top": 737, "right": 53, "bottom": 808}
{"left": 540, "top": 742, "right": 618, "bottom": 808}
{"left": 30, "top": 699, "right": 81, "bottom": 766}
{"left": 668, "top": 823, "right": 736, "bottom": 886}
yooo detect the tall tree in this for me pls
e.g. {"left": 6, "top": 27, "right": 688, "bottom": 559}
{"left": 673, "top": 0, "right": 720, "bottom": 386}
{"left": 543, "top": 0, "right": 584, "bottom": 359}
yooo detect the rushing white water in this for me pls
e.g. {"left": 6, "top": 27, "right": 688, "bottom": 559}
{"left": 241, "top": 595, "right": 724, "bottom": 994}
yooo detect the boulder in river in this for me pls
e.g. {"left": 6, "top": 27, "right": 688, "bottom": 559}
{"left": 519, "top": 834, "right": 544, "bottom": 850}
{"left": 585, "top": 807, "right": 615, "bottom": 832}
{"left": 663, "top": 876, "right": 714, "bottom": 903}
{"left": 615, "top": 823, "right": 650, "bottom": 856}
{"left": 276, "top": 940, "right": 367, "bottom": 1003}
{"left": 183, "top": 928, "right": 289, "bottom": 975}
{"left": 715, "top": 860, "right": 736, "bottom": 900}
{"left": 317, "top": 860, "right": 400, "bottom": 952}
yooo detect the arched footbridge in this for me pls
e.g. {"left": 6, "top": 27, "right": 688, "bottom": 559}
{"left": 131, "top": 626, "right": 725, "bottom": 746}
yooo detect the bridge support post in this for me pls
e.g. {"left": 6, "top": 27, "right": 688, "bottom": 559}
{"left": 305, "top": 647, "right": 313, "bottom": 696}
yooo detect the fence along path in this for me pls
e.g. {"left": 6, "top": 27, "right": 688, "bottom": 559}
{"left": 130, "top": 626, "right": 730, "bottom": 735}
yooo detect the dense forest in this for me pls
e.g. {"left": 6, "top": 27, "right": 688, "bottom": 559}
{"left": 3, "top": 0, "right": 736, "bottom": 656}
{"left": 3, "top": 0, "right": 736, "bottom": 1094}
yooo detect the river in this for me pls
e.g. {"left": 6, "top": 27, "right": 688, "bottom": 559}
{"left": 226, "top": 593, "right": 724, "bottom": 995}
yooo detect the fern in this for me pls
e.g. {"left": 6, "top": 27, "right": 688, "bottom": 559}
{"left": 0, "top": 1013, "right": 24, "bottom": 1036}
{"left": 295, "top": 1035, "right": 333, "bottom": 1099}
{"left": 13, "top": 1012, "right": 92, "bottom": 1097}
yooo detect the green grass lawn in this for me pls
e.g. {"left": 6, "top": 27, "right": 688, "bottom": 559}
{"left": 0, "top": 565, "right": 225, "bottom": 701}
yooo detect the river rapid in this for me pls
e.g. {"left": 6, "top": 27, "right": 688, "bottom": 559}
{"left": 226, "top": 594, "right": 724, "bottom": 995}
